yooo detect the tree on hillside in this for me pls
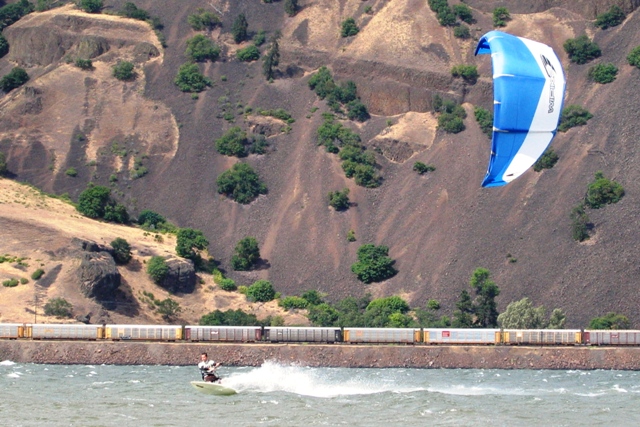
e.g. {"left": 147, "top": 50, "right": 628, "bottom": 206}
{"left": 0, "top": 34, "right": 8, "bottom": 58}
{"left": 340, "top": 18, "right": 359, "bottom": 37}
{"left": 216, "top": 126, "right": 248, "bottom": 157}
{"left": 469, "top": 268, "right": 500, "bottom": 328}
{"left": 110, "top": 237, "right": 132, "bottom": 265}
{"left": 452, "top": 289, "right": 474, "bottom": 327}
{"left": 497, "top": 298, "right": 547, "bottom": 329}
{"left": 216, "top": 162, "right": 268, "bottom": 204}
{"left": 0, "top": 67, "right": 28, "bottom": 92}
{"left": 231, "top": 13, "right": 248, "bottom": 43}
{"left": 147, "top": 256, "right": 169, "bottom": 284}
{"left": 328, "top": 188, "right": 350, "bottom": 211}
{"left": 628, "top": 46, "right": 640, "bottom": 69}
{"left": 246, "top": 279, "right": 275, "bottom": 302}
{"left": 351, "top": 244, "right": 397, "bottom": 284}
{"left": 262, "top": 33, "right": 280, "bottom": 81}
{"left": 78, "top": 0, "right": 102, "bottom": 13}
{"left": 284, "top": 0, "right": 298, "bottom": 17}
{"left": 594, "top": 5, "right": 625, "bottom": 30}
{"left": 156, "top": 298, "right": 181, "bottom": 321}
{"left": 231, "top": 237, "right": 261, "bottom": 271}
{"left": 188, "top": 8, "right": 221, "bottom": 32}
{"left": 589, "top": 312, "right": 630, "bottom": 329}
{"left": 77, "top": 185, "right": 113, "bottom": 219}
{"left": 563, "top": 35, "right": 601, "bottom": 64}
{"left": 199, "top": 309, "right": 260, "bottom": 326}
{"left": 112, "top": 61, "right": 135, "bottom": 81}
{"left": 138, "top": 210, "right": 166, "bottom": 229}
{"left": 185, "top": 34, "right": 220, "bottom": 62}
{"left": 176, "top": 228, "right": 209, "bottom": 261}
{"left": 174, "top": 63, "right": 212, "bottom": 93}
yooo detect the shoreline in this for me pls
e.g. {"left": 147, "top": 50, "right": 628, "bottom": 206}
{"left": 2, "top": 340, "right": 640, "bottom": 369}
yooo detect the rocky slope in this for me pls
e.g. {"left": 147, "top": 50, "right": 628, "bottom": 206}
{"left": 1, "top": 1, "right": 640, "bottom": 327}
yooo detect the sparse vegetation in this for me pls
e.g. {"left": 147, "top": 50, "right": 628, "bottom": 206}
{"left": 340, "top": 18, "right": 359, "bottom": 37}
{"left": 147, "top": 256, "right": 169, "bottom": 284}
{"left": 627, "top": 46, "right": 640, "bottom": 69}
{"left": 533, "top": 148, "right": 559, "bottom": 172}
{"left": 351, "top": 244, "right": 397, "bottom": 284}
{"left": 570, "top": 204, "right": 591, "bottom": 242}
{"left": 594, "top": 5, "right": 626, "bottom": 30}
{"left": 563, "top": 35, "right": 601, "bottom": 64}
{"left": 585, "top": 171, "right": 625, "bottom": 209}
{"left": 346, "top": 229, "right": 356, "bottom": 242}
{"left": 328, "top": 188, "right": 350, "bottom": 211}
{"left": 112, "top": 61, "right": 135, "bottom": 81}
{"left": 110, "top": 237, "right": 132, "bottom": 265}
{"left": 492, "top": 7, "right": 510, "bottom": 27}
{"left": 65, "top": 167, "right": 78, "bottom": 177}
{"left": 588, "top": 63, "right": 618, "bottom": 84}
{"left": 0, "top": 67, "right": 29, "bottom": 92}
{"left": 216, "top": 162, "right": 268, "bottom": 204}
{"left": 558, "top": 105, "right": 593, "bottom": 132}
{"left": 231, "top": 237, "right": 261, "bottom": 271}
{"left": 434, "top": 96, "right": 466, "bottom": 134}
{"left": 156, "top": 298, "right": 182, "bottom": 321}
{"left": 74, "top": 58, "right": 93, "bottom": 70}
{"left": 413, "top": 162, "right": 436, "bottom": 175}
{"left": 308, "top": 67, "right": 369, "bottom": 121}
{"left": 474, "top": 106, "right": 493, "bottom": 138}
{"left": 185, "top": 34, "right": 220, "bottom": 62}
{"left": 188, "top": 8, "right": 221, "bottom": 32}
{"left": 279, "top": 296, "right": 308, "bottom": 310}
{"left": 174, "top": 62, "right": 212, "bottom": 92}
{"left": 2, "top": 278, "right": 18, "bottom": 287}
{"left": 451, "top": 65, "right": 478, "bottom": 84}
{"left": 236, "top": 45, "right": 260, "bottom": 62}
{"left": 246, "top": 279, "right": 276, "bottom": 302}
{"left": 43, "top": 297, "right": 73, "bottom": 318}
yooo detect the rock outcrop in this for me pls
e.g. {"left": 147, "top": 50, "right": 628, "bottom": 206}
{"left": 159, "top": 257, "right": 196, "bottom": 294}
{"left": 77, "top": 247, "right": 121, "bottom": 301}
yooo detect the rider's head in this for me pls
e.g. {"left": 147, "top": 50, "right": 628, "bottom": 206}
{"left": 200, "top": 353, "right": 208, "bottom": 361}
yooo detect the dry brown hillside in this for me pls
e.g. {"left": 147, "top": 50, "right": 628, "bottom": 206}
{"left": 1, "top": 0, "right": 640, "bottom": 328}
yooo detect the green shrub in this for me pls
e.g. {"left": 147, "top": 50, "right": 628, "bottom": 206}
{"left": 351, "top": 244, "right": 397, "bottom": 284}
{"left": 78, "top": 0, "right": 102, "bottom": 13}
{"left": 65, "top": 167, "right": 78, "bottom": 177}
{"left": 120, "top": 2, "right": 149, "bottom": 21}
{"left": 279, "top": 296, "right": 308, "bottom": 310}
{"left": 438, "top": 113, "right": 465, "bottom": 133}
{"left": 585, "top": 171, "right": 624, "bottom": 209}
{"left": 451, "top": 65, "right": 478, "bottom": 84}
{"left": 216, "top": 163, "right": 268, "bottom": 204}
{"left": 588, "top": 63, "right": 618, "bottom": 84}
{"left": 473, "top": 106, "right": 493, "bottom": 138}
{"left": 0, "top": 67, "right": 29, "bottom": 92}
{"left": 594, "top": 5, "right": 625, "bottom": 30}
{"left": 20, "top": 277, "right": 28, "bottom": 284}
{"left": 589, "top": 312, "right": 630, "bottom": 329}
{"left": 232, "top": 13, "right": 248, "bottom": 43}
{"left": 236, "top": 45, "right": 260, "bottom": 62}
{"left": 328, "top": 188, "right": 350, "bottom": 211}
{"left": 216, "top": 127, "right": 248, "bottom": 157}
{"left": 188, "top": 8, "right": 221, "bottom": 31}
{"left": 156, "top": 298, "right": 181, "bottom": 320}
{"left": 258, "top": 108, "right": 295, "bottom": 123}
{"left": 346, "top": 229, "right": 356, "bottom": 242}
{"left": 74, "top": 58, "right": 93, "bottom": 70}
{"left": 0, "top": 34, "right": 8, "bottom": 58}
{"left": 284, "top": 0, "right": 298, "bottom": 17}
{"left": 103, "top": 202, "right": 129, "bottom": 224}
{"left": 570, "top": 204, "right": 590, "bottom": 242}
{"left": 112, "top": 61, "right": 135, "bottom": 81}
{"left": 246, "top": 279, "right": 276, "bottom": 302}
{"left": 31, "top": 269, "right": 45, "bottom": 280}
{"left": 453, "top": 25, "right": 471, "bottom": 39}
{"left": 219, "top": 278, "right": 237, "bottom": 291}
{"left": 366, "top": 296, "right": 410, "bottom": 314}
{"left": 533, "top": 148, "right": 559, "bottom": 171}
{"left": 186, "top": 34, "right": 220, "bottom": 62}
{"left": 558, "top": 105, "right": 593, "bottom": 132}
{"left": 0, "top": 151, "right": 6, "bottom": 176}
{"left": 43, "top": 297, "right": 73, "bottom": 318}
{"left": 346, "top": 100, "right": 369, "bottom": 122}
{"left": 563, "top": 35, "right": 601, "bottom": 64}
{"left": 413, "top": 162, "right": 436, "bottom": 174}
{"left": 231, "top": 237, "right": 261, "bottom": 271}
{"left": 199, "top": 308, "right": 259, "bottom": 326}
{"left": 627, "top": 46, "right": 640, "bottom": 69}
{"left": 436, "top": 7, "right": 457, "bottom": 27}
{"left": 176, "top": 228, "right": 209, "bottom": 261}
{"left": 453, "top": 3, "right": 474, "bottom": 24}
{"left": 2, "top": 278, "right": 18, "bottom": 287}
{"left": 147, "top": 256, "right": 169, "bottom": 284}
{"left": 492, "top": 7, "right": 510, "bottom": 27}
{"left": 174, "top": 63, "right": 212, "bottom": 93}
{"left": 341, "top": 18, "right": 359, "bottom": 37}
{"left": 110, "top": 237, "right": 132, "bottom": 265}
{"left": 76, "top": 185, "right": 112, "bottom": 218}
{"left": 138, "top": 210, "right": 166, "bottom": 229}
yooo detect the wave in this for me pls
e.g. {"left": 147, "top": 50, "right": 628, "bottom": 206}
{"left": 0, "top": 360, "right": 16, "bottom": 366}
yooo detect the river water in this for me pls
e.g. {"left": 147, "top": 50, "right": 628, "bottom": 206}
{"left": 2, "top": 360, "right": 639, "bottom": 426}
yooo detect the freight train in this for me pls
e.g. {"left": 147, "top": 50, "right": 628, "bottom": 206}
{"left": 1, "top": 323, "right": 639, "bottom": 346}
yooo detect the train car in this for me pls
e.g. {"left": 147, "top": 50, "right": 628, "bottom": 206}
{"left": 502, "top": 329, "right": 582, "bottom": 345}
{"left": 343, "top": 327, "right": 420, "bottom": 344}
{"left": 263, "top": 327, "right": 342, "bottom": 343}
{"left": 424, "top": 328, "right": 500, "bottom": 345}
{"left": 185, "top": 325, "right": 262, "bottom": 342}
{"left": 104, "top": 324, "right": 182, "bottom": 341}
{"left": 0, "top": 323, "right": 24, "bottom": 339}
{"left": 28, "top": 324, "right": 104, "bottom": 340}
{"left": 584, "top": 330, "right": 640, "bottom": 346}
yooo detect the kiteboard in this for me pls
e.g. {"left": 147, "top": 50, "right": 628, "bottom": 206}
{"left": 190, "top": 380, "right": 237, "bottom": 396}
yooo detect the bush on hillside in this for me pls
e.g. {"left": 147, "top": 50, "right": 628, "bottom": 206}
{"left": 451, "top": 65, "right": 478, "bottom": 84}
{"left": 588, "top": 63, "right": 618, "bottom": 84}
{"left": 74, "top": 58, "right": 93, "bottom": 70}
{"left": 492, "top": 7, "right": 510, "bottom": 27}
{"left": 236, "top": 45, "right": 260, "bottom": 62}
{"left": 231, "top": 13, "right": 248, "bottom": 43}
{"left": 585, "top": 171, "right": 624, "bottom": 209}
{"left": 0, "top": 151, "right": 8, "bottom": 176}
{"left": 31, "top": 269, "right": 45, "bottom": 280}
{"left": 188, "top": 8, "right": 221, "bottom": 31}
{"left": 246, "top": 279, "right": 276, "bottom": 302}
{"left": 110, "top": 237, "right": 132, "bottom": 265}
{"left": 176, "top": 228, "right": 209, "bottom": 261}
{"left": 351, "top": 244, "right": 397, "bottom": 284}
{"left": 563, "top": 35, "right": 601, "bottom": 64}
{"left": 558, "top": 105, "right": 593, "bottom": 132}
{"left": 231, "top": 237, "right": 261, "bottom": 271}
{"left": 594, "top": 5, "right": 626, "bottom": 30}
{"left": 340, "top": 18, "right": 359, "bottom": 37}
{"left": 589, "top": 312, "right": 630, "bottom": 329}
{"left": 453, "top": 3, "right": 474, "bottom": 24}
{"left": 627, "top": 46, "right": 640, "bottom": 69}
{"left": 186, "top": 34, "right": 220, "bottom": 62}
{"left": 453, "top": 25, "right": 471, "bottom": 39}
{"left": 44, "top": 297, "right": 73, "bottom": 318}
{"left": 146, "top": 256, "right": 169, "bottom": 284}
{"left": 199, "top": 309, "right": 259, "bottom": 326}
{"left": 328, "top": 188, "right": 350, "bottom": 211}
{"left": 112, "top": 61, "right": 135, "bottom": 81}
{"left": 120, "top": 2, "right": 149, "bottom": 21}
{"left": 570, "top": 204, "right": 590, "bottom": 242}
{"left": 533, "top": 148, "right": 559, "bottom": 172}
{"left": 78, "top": 0, "right": 102, "bottom": 14}
{"left": 413, "top": 162, "right": 436, "bottom": 175}
{"left": 156, "top": 298, "right": 181, "bottom": 321}
{"left": 174, "top": 63, "right": 212, "bottom": 92}
{"left": 0, "top": 67, "right": 29, "bottom": 92}
{"left": 216, "top": 163, "right": 267, "bottom": 204}
{"left": 279, "top": 296, "right": 308, "bottom": 310}
{"left": 0, "top": 34, "right": 8, "bottom": 58}
{"left": 216, "top": 127, "right": 248, "bottom": 157}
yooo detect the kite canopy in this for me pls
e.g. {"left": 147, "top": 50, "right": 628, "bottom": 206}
{"left": 475, "top": 31, "right": 566, "bottom": 187}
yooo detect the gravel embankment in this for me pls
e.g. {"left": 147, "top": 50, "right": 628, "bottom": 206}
{"left": 2, "top": 341, "right": 640, "bottom": 369}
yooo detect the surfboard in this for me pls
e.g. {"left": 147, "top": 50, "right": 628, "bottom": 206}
{"left": 190, "top": 381, "right": 237, "bottom": 396}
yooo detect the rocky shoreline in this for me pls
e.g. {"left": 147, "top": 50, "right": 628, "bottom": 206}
{"left": 2, "top": 340, "right": 640, "bottom": 369}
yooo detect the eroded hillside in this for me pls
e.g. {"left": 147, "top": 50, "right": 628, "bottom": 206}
{"left": 1, "top": 0, "right": 640, "bottom": 327}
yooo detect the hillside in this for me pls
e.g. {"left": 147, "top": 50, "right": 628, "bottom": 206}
{"left": 1, "top": 0, "right": 640, "bottom": 327}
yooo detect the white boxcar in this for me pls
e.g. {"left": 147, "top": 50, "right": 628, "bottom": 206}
{"left": 0, "top": 323, "right": 24, "bottom": 339}
{"left": 104, "top": 324, "right": 182, "bottom": 340}
{"left": 502, "top": 329, "right": 581, "bottom": 345}
{"left": 264, "top": 327, "right": 341, "bottom": 343}
{"left": 584, "top": 330, "right": 640, "bottom": 345}
{"left": 424, "top": 328, "right": 500, "bottom": 344}
{"left": 343, "top": 327, "right": 420, "bottom": 344}
{"left": 185, "top": 325, "right": 262, "bottom": 342}
{"left": 29, "top": 324, "right": 103, "bottom": 339}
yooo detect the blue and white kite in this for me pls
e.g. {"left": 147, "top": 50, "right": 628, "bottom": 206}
{"left": 475, "top": 31, "right": 566, "bottom": 187}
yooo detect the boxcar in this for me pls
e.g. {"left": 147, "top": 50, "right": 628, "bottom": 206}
{"left": 584, "top": 330, "right": 640, "bottom": 346}
{"left": 28, "top": 324, "right": 104, "bottom": 340}
{"left": 502, "top": 329, "right": 582, "bottom": 345}
{"left": 263, "top": 327, "right": 342, "bottom": 343}
{"left": 0, "top": 323, "right": 24, "bottom": 339}
{"left": 185, "top": 325, "right": 262, "bottom": 342}
{"left": 424, "top": 328, "right": 500, "bottom": 345}
{"left": 343, "top": 327, "right": 420, "bottom": 344}
{"left": 104, "top": 324, "right": 182, "bottom": 341}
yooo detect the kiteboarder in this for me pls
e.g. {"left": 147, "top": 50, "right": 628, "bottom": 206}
{"left": 198, "top": 352, "right": 222, "bottom": 382}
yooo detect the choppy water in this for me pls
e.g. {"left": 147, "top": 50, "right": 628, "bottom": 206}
{"left": 2, "top": 360, "right": 640, "bottom": 426}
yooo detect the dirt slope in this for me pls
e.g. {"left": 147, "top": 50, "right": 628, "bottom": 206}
{"left": 1, "top": 1, "right": 640, "bottom": 328}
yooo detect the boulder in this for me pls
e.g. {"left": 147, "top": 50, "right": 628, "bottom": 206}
{"left": 78, "top": 251, "right": 121, "bottom": 301}
{"left": 159, "top": 257, "right": 196, "bottom": 294}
